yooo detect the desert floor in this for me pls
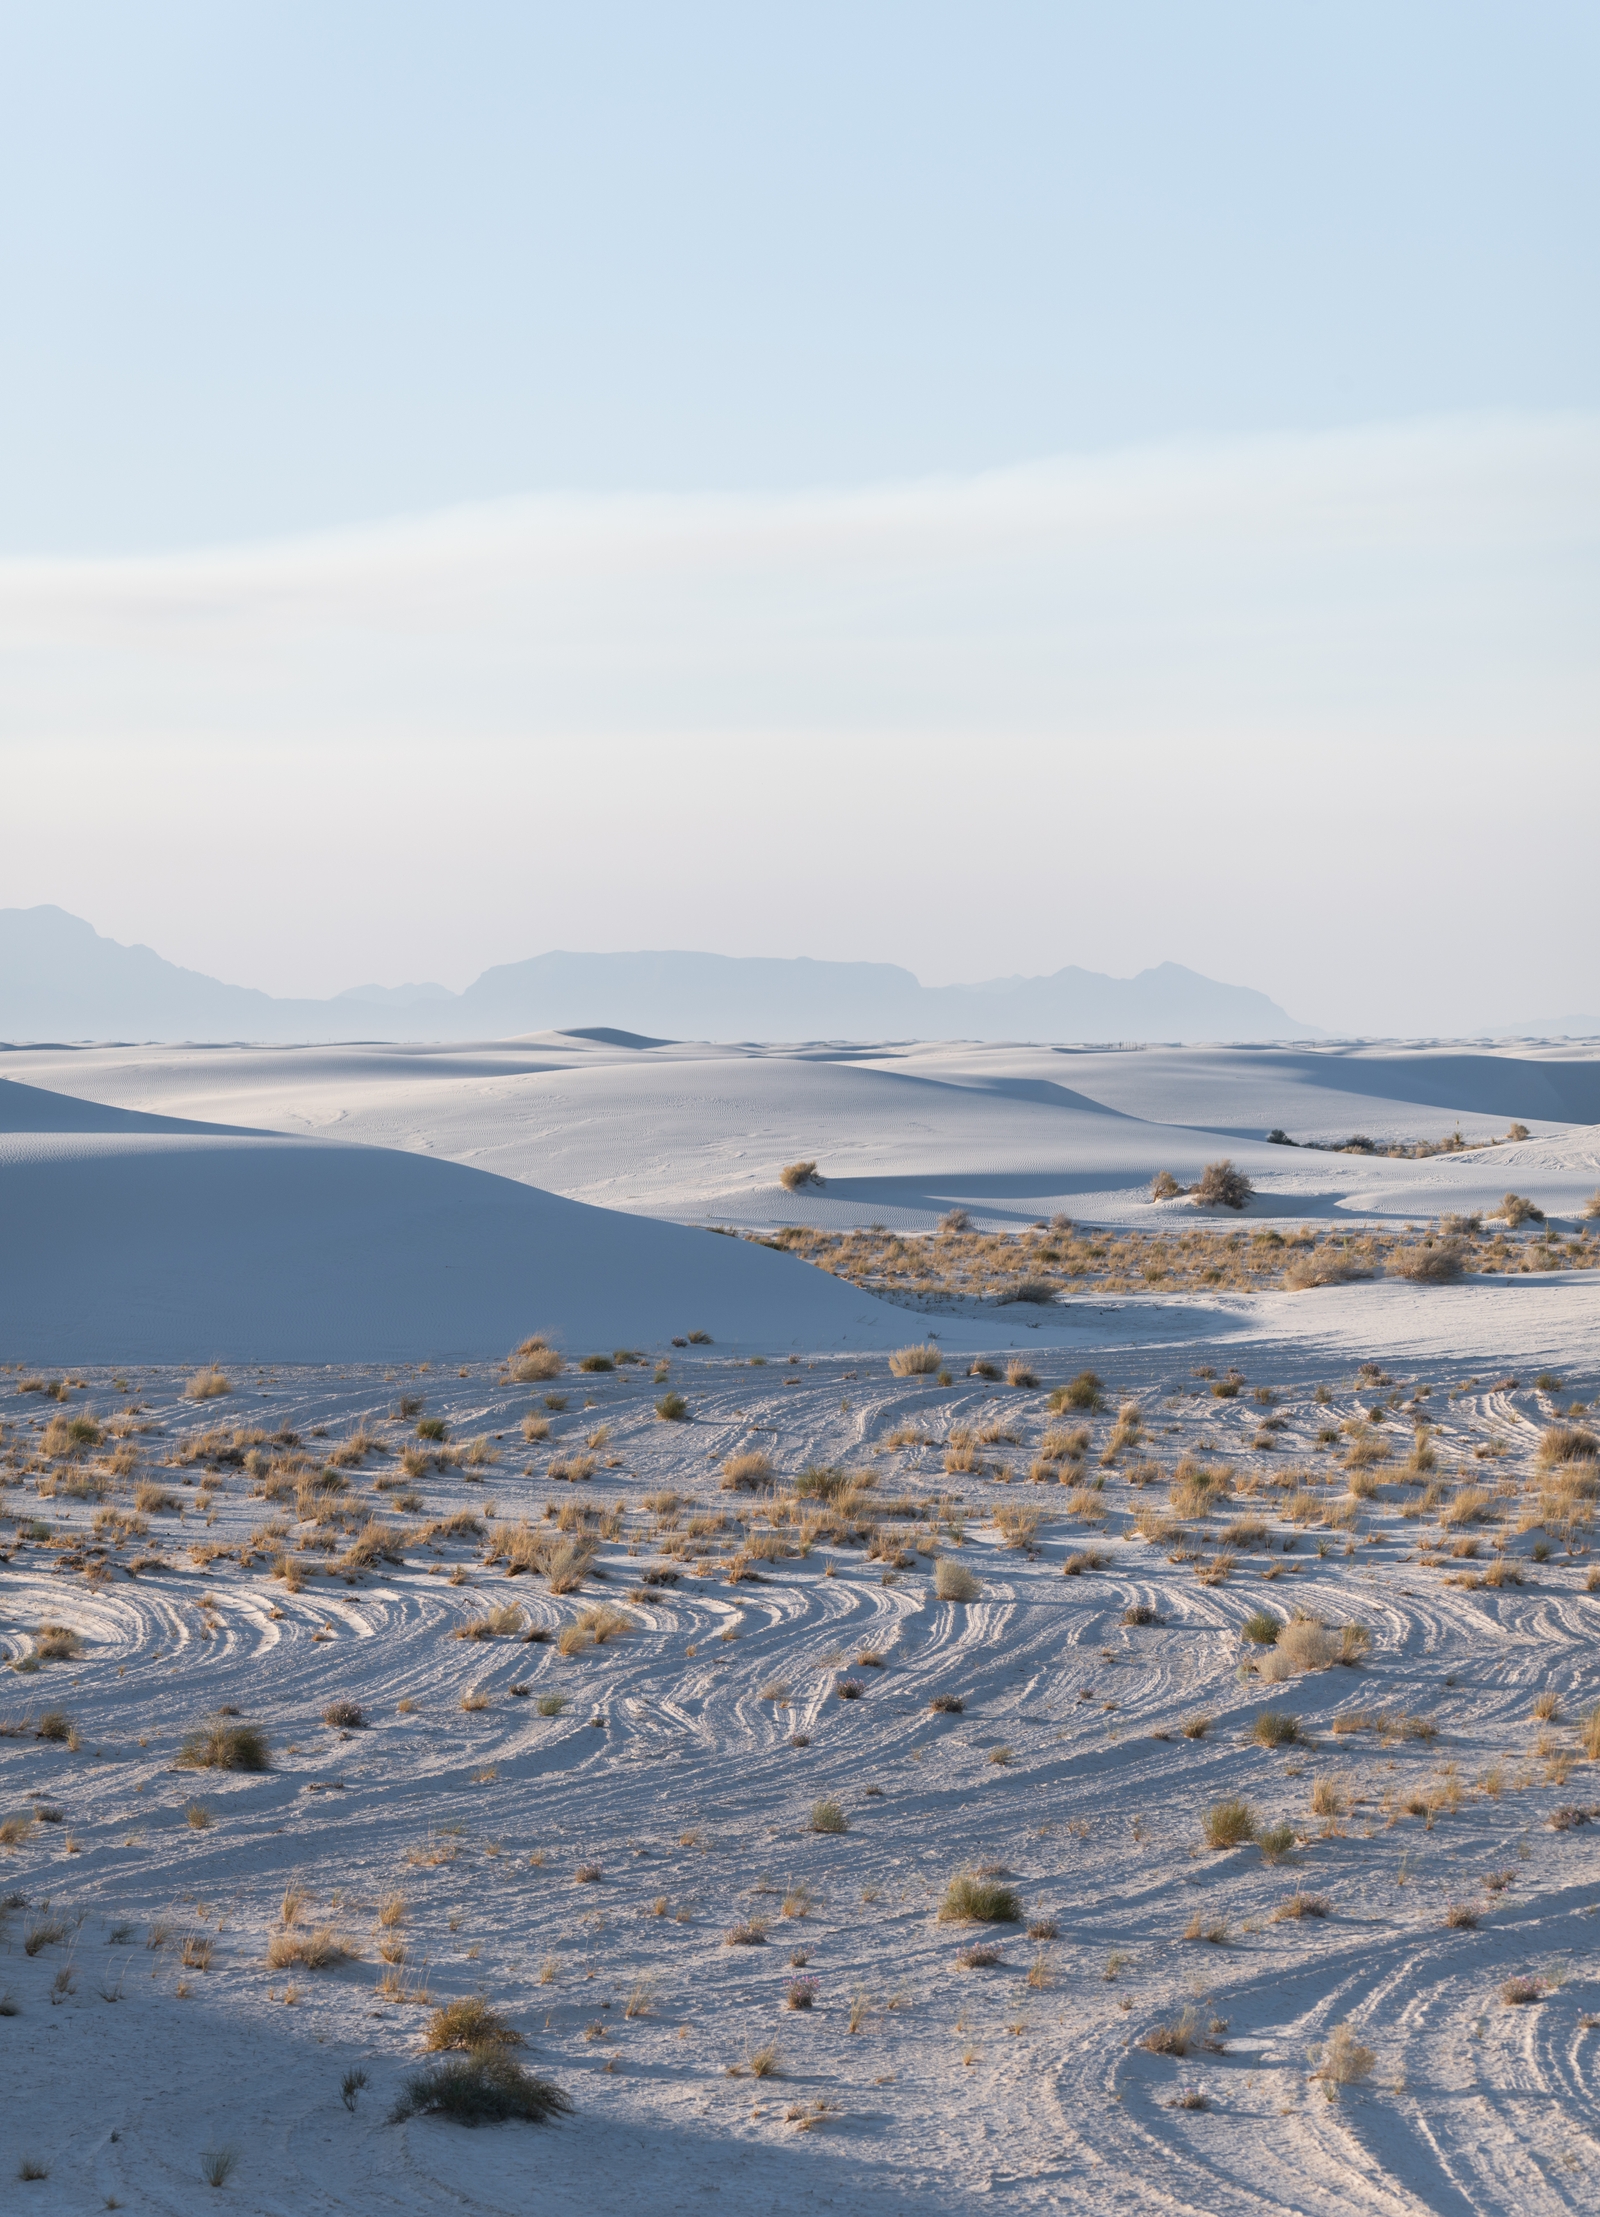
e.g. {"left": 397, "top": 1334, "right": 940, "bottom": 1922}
{"left": 4, "top": 1300, "right": 1599, "bottom": 2214}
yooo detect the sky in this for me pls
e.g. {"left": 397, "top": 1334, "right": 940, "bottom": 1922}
{"left": 2, "top": 3, "right": 1596, "bottom": 1034}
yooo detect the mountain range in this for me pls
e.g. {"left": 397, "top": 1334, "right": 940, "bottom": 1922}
{"left": 0, "top": 905, "right": 1323, "bottom": 1044}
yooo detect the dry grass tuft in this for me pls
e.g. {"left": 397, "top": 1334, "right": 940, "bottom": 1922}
{"left": 177, "top": 1719, "right": 270, "bottom": 1772}
{"left": 938, "top": 1870, "right": 1022, "bottom": 1924}
{"left": 779, "top": 1160, "right": 824, "bottom": 1191}
{"left": 934, "top": 1557, "right": 982, "bottom": 1603}
{"left": 721, "top": 1450, "right": 775, "bottom": 1492}
{"left": 1313, "top": 2021, "right": 1375, "bottom": 2092}
{"left": 265, "top": 1926, "right": 356, "bottom": 1971}
{"left": 184, "top": 1367, "right": 232, "bottom": 1401}
{"left": 1203, "top": 1798, "right": 1257, "bottom": 1849}
{"left": 425, "top": 1996, "right": 524, "bottom": 2050}
{"left": 888, "top": 1343, "right": 942, "bottom": 1377}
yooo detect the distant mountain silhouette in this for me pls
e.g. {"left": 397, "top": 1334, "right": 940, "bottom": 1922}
{"left": 0, "top": 906, "right": 1322, "bottom": 1044}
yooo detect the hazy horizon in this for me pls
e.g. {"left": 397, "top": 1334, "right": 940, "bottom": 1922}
{"left": 3, "top": 5, "right": 1594, "bottom": 1040}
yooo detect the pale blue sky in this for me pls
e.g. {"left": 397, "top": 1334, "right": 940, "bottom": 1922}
{"left": 3, "top": 5, "right": 1596, "bottom": 1035}
{"left": 2, "top": 1, "right": 1594, "bottom": 551}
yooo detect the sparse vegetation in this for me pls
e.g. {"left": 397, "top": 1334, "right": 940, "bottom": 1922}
{"left": 389, "top": 2049, "right": 572, "bottom": 2125}
{"left": 177, "top": 1720, "right": 270, "bottom": 1772}
{"left": 938, "top": 1871, "right": 1022, "bottom": 1924}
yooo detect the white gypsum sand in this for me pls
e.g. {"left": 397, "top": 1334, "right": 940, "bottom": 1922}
{"left": 1, "top": 1327, "right": 1598, "bottom": 2213}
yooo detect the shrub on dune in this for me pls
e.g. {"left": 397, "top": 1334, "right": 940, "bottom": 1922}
{"left": 888, "top": 1344, "right": 941, "bottom": 1377}
{"left": 1497, "top": 1193, "right": 1543, "bottom": 1228}
{"left": 721, "top": 1451, "right": 774, "bottom": 1490}
{"left": 938, "top": 1870, "right": 1022, "bottom": 1924}
{"left": 177, "top": 1719, "right": 270, "bottom": 1772}
{"left": 1203, "top": 1798, "right": 1257, "bottom": 1849}
{"left": 1284, "top": 1247, "right": 1366, "bottom": 1290}
{"left": 425, "top": 1997, "right": 524, "bottom": 2051}
{"left": 934, "top": 1558, "right": 982, "bottom": 1603}
{"left": 1191, "top": 1160, "right": 1252, "bottom": 1211}
{"left": 507, "top": 1339, "right": 563, "bottom": 1382}
{"left": 1387, "top": 1242, "right": 1465, "bottom": 1284}
{"left": 389, "top": 2048, "right": 571, "bottom": 2126}
{"left": 779, "top": 1160, "right": 825, "bottom": 1191}
{"left": 184, "top": 1367, "right": 232, "bottom": 1401}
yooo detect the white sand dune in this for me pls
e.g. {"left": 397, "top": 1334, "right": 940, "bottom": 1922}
{"left": 0, "top": 1078, "right": 903, "bottom": 1362}
{"left": 8, "top": 1037, "right": 1599, "bottom": 1234}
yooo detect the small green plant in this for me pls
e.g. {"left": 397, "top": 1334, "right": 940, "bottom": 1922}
{"left": 417, "top": 1417, "right": 447, "bottom": 1442}
{"left": 655, "top": 1393, "right": 689, "bottom": 1421}
{"left": 1251, "top": 1711, "right": 1300, "bottom": 1748}
{"left": 1051, "top": 1372, "right": 1103, "bottom": 1413}
{"left": 1202, "top": 1798, "right": 1257, "bottom": 1850}
{"left": 201, "top": 2146, "right": 239, "bottom": 2187}
{"left": 938, "top": 1870, "right": 1022, "bottom": 1923}
{"left": 341, "top": 2066, "right": 368, "bottom": 2111}
{"left": 388, "top": 2048, "right": 572, "bottom": 2124}
{"left": 1256, "top": 1821, "right": 1296, "bottom": 1863}
{"left": 810, "top": 1799, "right": 848, "bottom": 1835}
{"left": 1242, "top": 1611, "right": 1280, "bottom": 1646}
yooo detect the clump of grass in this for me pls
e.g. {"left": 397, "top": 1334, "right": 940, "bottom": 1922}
{"left": 725, "top": 1917, "right": 768, "bottom": 1946}
{"left": 200, "top": 2147, "right": 239, "bottom": 2187}
{"left": 1242, "top": 1610, "right": 1280, "bottom": 1646}
{"left": 1388, "top": 1242, "right": 1465, "bottom": 1284}
{"left": 1051, "top": 1372, "right": 1103, "bottom": 1413}
{"left": 938, "top": 1870, "right": 1022, "bottom": 1924}
{"left": 508, "top": 1339, "right": 563, "bottom": 1383}
{"left": 1501, "top": 1974, "right": 1546, "bottom": 2006}
{"left": 655, "top": 1392, "right": 689, "bottom": 1422}
{"left": 785, "top": 1975, "right": 819, "bottom": 2010}
{"left": 888, "top": 1344, "right": 941, "bottom": 1377}
{"left": 956, "top": 1941, "right": 1004, "bottom": 1968}
{"left": 928, "top": 1693, "right": 964, "bottom": 1715}
{"left": 31, "top": 1624, "right": 83, "bottom": 1663}
{"left": 1140, "top": 2007, "right": 1198, "bottom": 2056}
{"left": 1256, "top": 1822, "right": 1296, "bottom": 1863}
{"left": 389, "top": 2048, "right": 572, "bottom": 2125}
{"left": 1202, "top": 1798, "right": 1257, "bottom": 1850}
{"left": 810, "top": 1799, "right": 848, "bottom": 1835}
{"left": 1272, "top": 1892, "right": 1330, "bottom": 1921}
{"left": 779, "top": 1161, "right": 824, "bottom": 1191}
{"left": 425, "top": 1996, "right": 524, "bottom": 2051}
{"left": 322, "top": 1699, "right": 364, "bottom": 1729}
{"left": 264, "top": 1926, "right": 355, "bottom": 1970}
{"left": 184, "top": 1368, "right": 232, "bottom": 1401}
{"left": 1150, "top": 1171, "right": 1182, "bottom": 1200}
{"left": 1312, "top": 2021, "right": 1375, "bottom": 2093}
{"left": 1251, "top": 1710, "right": 1301, "bottom": 1748}
{"left": 417, "top": 1416, "right": 448, "bottom": 1442}
{"left": 721, "top": 1451, "right": 774, "bottom": 1491}
{"left": 177, "top": 1720, "right": 270, "bottom": 1772}
{"left": 1443, "top": 1903, "right": 1479, "bottom": 1929}
{"left": 934, "top": 1558, "right": 982, "bottom": 1603}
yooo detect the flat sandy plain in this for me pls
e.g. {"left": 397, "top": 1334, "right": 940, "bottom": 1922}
{"left": 2, "top": 1038, "right": 1599, "bottom": 2212}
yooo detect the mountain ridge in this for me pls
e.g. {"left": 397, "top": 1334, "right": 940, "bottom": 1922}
{"left": 0, "top": 905, "right": 1323, "bottom": 1044}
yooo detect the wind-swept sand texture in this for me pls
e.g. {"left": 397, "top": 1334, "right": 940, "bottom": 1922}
{"left": 2, "top": 1338, "right": 1598, "bottom": 2212}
